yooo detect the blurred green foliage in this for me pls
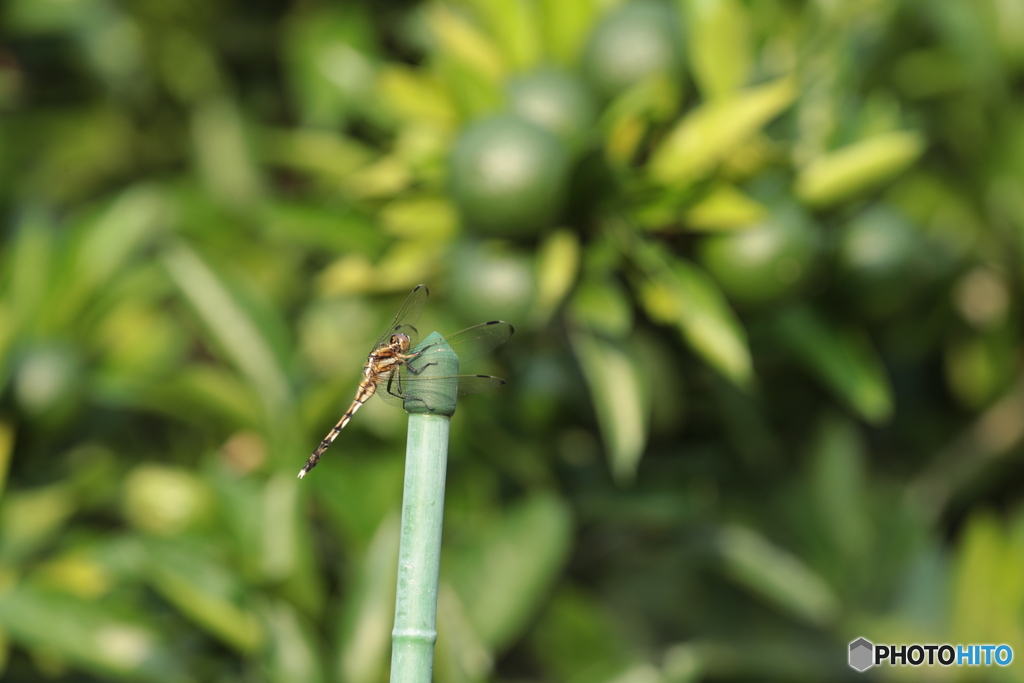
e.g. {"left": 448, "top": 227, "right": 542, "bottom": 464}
{"left": 1, "top": 0, "right": 1024, "bottom": 681}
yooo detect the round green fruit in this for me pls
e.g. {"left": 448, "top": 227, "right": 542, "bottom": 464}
{"left": 14, "top": 343, "right": 84, "bottom": 423}
{"left": 837, "top": 205, "right": 930, "bottom": 318}
{"left": 698, "top": 205, "right": 819, "bottom": 306}
{"left": 449, "top": 114, "right": 571, "bottom": 236}
{"left": 507, "top": 68, "right": 597, "bottom": 150}
{"left": 582, "top": 0, "right": 684, "bottom": 101}
{"left": 449, "top": 241, "right": 533, "bottom": 324}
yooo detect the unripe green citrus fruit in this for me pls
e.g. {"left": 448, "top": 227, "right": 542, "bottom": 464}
{"left": 582, "top": 0, "right": 683, "bottom": 101}
{"left": 507, "top": 68, "right": 596, "bottom": 150}
{"left": 449, "top": 114, "right": 571, "bottom": 236}
{"left": 698, "top": 204, "right": 818, "bottom": 306}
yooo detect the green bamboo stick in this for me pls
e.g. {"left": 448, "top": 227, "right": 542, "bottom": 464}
{"left": 390, "top": 332, "right": 458, "bottom": 683}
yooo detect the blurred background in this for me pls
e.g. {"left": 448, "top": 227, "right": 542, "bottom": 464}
{"left": 2, "top": 0, "right": 1024, "bottom": 680}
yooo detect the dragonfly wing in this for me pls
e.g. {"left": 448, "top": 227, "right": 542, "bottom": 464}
{"left": 380, "top": 372, "right": 507, "bottom": 411}
{"left": 451, "top": 374, "right": 506, "bottom": 396}
{"left": 372, "top": 284, "right": 429, "bottom": 350}
{"left": 421, "top": 320, "right": 514, "bottom": 366}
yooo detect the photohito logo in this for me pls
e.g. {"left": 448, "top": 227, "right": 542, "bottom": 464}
{"left": 849, "top": 637, "right": 1013, "bottom": 672}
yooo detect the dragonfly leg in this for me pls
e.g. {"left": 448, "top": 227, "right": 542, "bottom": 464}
{"left": 403, "top": 359, "right": 438, "bottom": 375}
{"left": 401, "top": 343, "right": 446, "bottom": 374}
{"left": 385, "top": 369, "right": 438, "bottom": 412}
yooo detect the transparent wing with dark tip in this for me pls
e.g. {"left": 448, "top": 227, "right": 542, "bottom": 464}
{"left": 410, "top": 320, "right": 514, "bottom": 369}
{"left": 375, "top": 320, "right": 513, "bottom": 410}
{"left": 376, "top": 373, "right": 507, "bottom": 411}
{"left": 371, "top": 284, "right": 430, "bottom": 351}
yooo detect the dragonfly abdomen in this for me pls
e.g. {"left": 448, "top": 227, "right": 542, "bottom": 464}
{"left": 297, "top": 380, "right": 379, "bottom": 478}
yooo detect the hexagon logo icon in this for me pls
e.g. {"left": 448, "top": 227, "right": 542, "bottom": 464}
{"left": 849, "top": 637, "right": 874, "bottom": 671}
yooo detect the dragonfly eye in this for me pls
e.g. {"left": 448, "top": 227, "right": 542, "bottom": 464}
{"left": 392, "top": 333, "right": 410, "bottom": 348}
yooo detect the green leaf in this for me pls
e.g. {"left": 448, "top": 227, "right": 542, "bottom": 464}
{"left": 5, "top": 0, "right": 102, "bottom": 32}
{"left": 261, "top": 200, "right": 383, "bottom": 254}
{"left": 945, "top": 330, "right": 1017, "bottom": 409}
{"left": 433, "top": 582, "right": 493, "bottom": 683}
{"left": 436, "top": 54, "right": 504, "bottom": 118}
{"left": 0, "top": 422, "right": 13, "bottom": 503}
{"left": 0, "top": 484, "right": 75, "bottom": 562}
{"left": 635, "top": 251, "right": 753, "bottom": 388}
{"left": 807, "top": 416, "right": 871, "bottom": 566}
{"left": 336, "top": 513, "right": 399, "bottom": 683}
{"left": 59, "top": 184, "right": 168, "bottom": 320}
{"left": 538, "top": 0, "right": 598, "bottom": 66}
{"left": 426, "top": 4, "right": 505, "bottom": 83}
{"left": 469, "top": 0, "right": 543, "bottom": 71}
{"left": 339, "top": 155, "right": 414, "bottom": 199}
{"left": 570, "top": 276, "right": 634, "bottom": 338}
{"left": 949, "top": 511, "right": 1024, "bottom": 646}
{"left": 144, "top": 539, "right": 264, "bottom": 653}
{"left": 795, "top": 131, "right": 926, "bottom": 207}
{"left": 378, "top": 65, "right": 458, "bottom": 127}
{"left": 715, "top": 525, "right": 840, "bottom": 626}
{"left": 687, "top": 0, "right": 753, "bottom": 99}
{"left": 131, "top": 365, "right": 264, "bottom": 430}
{"left": 773, "top": 306, "right": 893, "bottom": 424}
{"left": 260, "top": 474, "right": 302, "bottom": 582}
{"left": 649, "top": 76, "right": 797, "bottom": 185}
{"left": 380, "top": 196, "right": 457, "bottom": 240}
{"left": 269, "top": 480, "right": 325, "bottom": 616}
{"left": 5, "top": 209, "right": 56, "bottom": 337}
{"left": 531, "top": 587, "right": 634, "bottom": 682}
{"left": 191, "top": 96, "right": 262, "bottom": 208}
{"left": 0, "top": 586, "right": 182, "bottom": 682}
{"left": 451, "top": 494, "right": 572, "bottom": 649}
{"left": 207, "top": 473, "right": 265, "bottom": 578}
{"left": 281, "top": 6, "right": 380, "bottom": 127}
{"left": 311, "top": 455, "right": 405, "bottom": 553}
{"left": 262, "top": 600, "right": 326, "bottom": 683}
{"left": 162, "top": 243, "right": 292, "bottom": 417}
{"left": 682, "top": 184, "right": 767, "bottom": 230}
{"left": 530, "top": 228, "right": 581, "bottom": 327}
{"left": 0, "top": 623, "right": 8, "bottom": 677}
{"left": 256, "top": 128, "right": 375, "bottom": 183}
{"left": 601, "top": 76, "right": 682, "bottom": 166}
{"left": 570, "top": 331, "right": 649, "bottom": 482}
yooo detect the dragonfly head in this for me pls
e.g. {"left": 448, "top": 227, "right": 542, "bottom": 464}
{"left": 390, "top": 333, "right": 411, "bottom": 351}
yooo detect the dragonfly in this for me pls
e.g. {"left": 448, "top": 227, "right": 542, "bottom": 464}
{"left": 298, "top": 284, "right": 514, "bottom": 478}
